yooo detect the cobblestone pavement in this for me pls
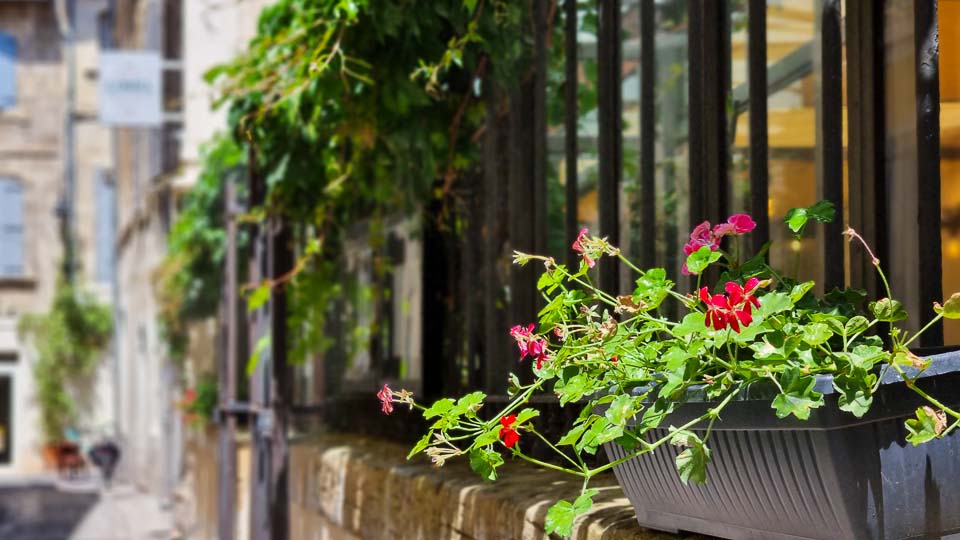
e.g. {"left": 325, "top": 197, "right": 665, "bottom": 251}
{"left": 0, "top": 477, "right": 174, "bottom": 540}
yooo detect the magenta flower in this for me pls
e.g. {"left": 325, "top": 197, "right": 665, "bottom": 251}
{"left": 377, "top": 384, "right": 394, "bottom": 415}
{"left": 571, "top": 228, "right": 596, "bottom": 268}
{"left": 727, "top": 214, "right": 756, "bottom": 234}
{"left": 510, "top": 323, "right": 549, "bottom": 369}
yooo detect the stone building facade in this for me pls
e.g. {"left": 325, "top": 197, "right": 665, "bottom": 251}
{"left": 0, "top": 0, "right": 114, "bottom": 474}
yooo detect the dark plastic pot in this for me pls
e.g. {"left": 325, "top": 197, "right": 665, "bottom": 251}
{"left": 603, "top": 349, "right": 960, "bottom": 540}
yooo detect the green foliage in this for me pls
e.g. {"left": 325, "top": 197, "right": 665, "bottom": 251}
{"left": 182, "top": 375, "right": 219, "bottom": 426}
{"left": 19, "top": 280, "right": 112, "bottom": 443}
{"left": 157, "top": 135, "right": 246, "bottom": 360}
{"left": 783, "top": 200, "right": 835, "bottom": 239}
{"left": 396, "top": 200, "right": 960, "bottom": 539}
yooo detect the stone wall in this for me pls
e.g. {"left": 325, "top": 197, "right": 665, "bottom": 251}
{"left": 287, "top": 434, "right": 705, "bottom": 540}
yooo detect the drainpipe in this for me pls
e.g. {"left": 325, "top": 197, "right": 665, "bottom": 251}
{"left": 54, "top": 0, "right": 76, "bottom": 284}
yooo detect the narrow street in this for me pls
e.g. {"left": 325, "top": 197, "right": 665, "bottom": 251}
{"left": 0, "top": 478, "right": 174, "bottom": 540}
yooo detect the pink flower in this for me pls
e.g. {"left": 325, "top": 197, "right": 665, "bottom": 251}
{"left": 510, "top": 323, "right": 549, "bottom": 369}
{"left": 727, "top": 214, "right": 756, "bottom": 234}
{"left": 499, "top": 414, "right": 520, "bottom": 448}
{"left": 699, "top": 278, "right": 762, "bottom": 333}
{"left": 571, "top": 228, "right": 596, "bottom": 268}
{"left": 711, "top": 222, "right": 737, "bottom": 237}
{"left": 377, "top": 384, "right": 394, "bottom": 415}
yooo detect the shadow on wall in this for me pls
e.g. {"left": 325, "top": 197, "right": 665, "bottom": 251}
{"left": 0, "top": 482, "right": 98, "bottom": 538}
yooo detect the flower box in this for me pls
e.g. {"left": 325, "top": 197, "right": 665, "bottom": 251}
{"left": 604, "top": 349, "right": 960, "bottom": 540}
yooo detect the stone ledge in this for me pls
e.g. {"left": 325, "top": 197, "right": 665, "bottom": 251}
{"left": 289, "top": 433, "right": 710, "bottom": 540}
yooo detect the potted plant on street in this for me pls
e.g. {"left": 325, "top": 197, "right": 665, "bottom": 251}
{"left": 380, "top": 202, "right": 960, "bottom": 540}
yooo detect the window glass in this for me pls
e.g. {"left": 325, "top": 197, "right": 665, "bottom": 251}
{"left": 729, "top": 2, "right": 854, "bottom": 294}
{"left": 620, "top": 0, "right": 689, "bottom": 285}
{"left": 575, "top": 1, "right": 599, "bottom": 234}
{"left": 0, "top": 178, "right": 24, "bottom": 277}
{"left": 941, "top": 0, "right": 960, "bottom": 344}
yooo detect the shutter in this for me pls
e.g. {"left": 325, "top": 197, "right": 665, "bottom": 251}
{"left": 0, "top": 32, "right": 15, "bottom": 109}
{"left": 95, "top": 170, "right": 116, "bottom": 283}
{"left": 0, "top": 178, "right": 24, "bottom": 276}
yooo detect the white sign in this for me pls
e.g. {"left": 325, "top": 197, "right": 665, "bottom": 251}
{"left": 98, "top": 51, "right": 162, "bottom": 126}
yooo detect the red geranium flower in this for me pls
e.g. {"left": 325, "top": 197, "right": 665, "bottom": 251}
{"left": 699, "top": 278, "right": 762, "bottom": 333}
{"left": 377, "top": 384, "right": 394, "bottom": 415}
{"left": 499, "top": 414, "right": 520, "bottom": 448}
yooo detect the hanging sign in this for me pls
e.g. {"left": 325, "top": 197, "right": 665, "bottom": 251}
{"left": 98, "top": 51, "right": 162, "bottom": 126}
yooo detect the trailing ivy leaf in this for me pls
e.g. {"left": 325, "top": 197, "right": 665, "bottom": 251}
{"left": 604, "top": 395, "right": 639, "bottom": 427}
{"left": 515, "top": 407, "right": 540, "bottom": 425}
{"left": 801, "top": 322, "right": 833, "bottom": 346}
{"left": 905, "top": 406, "right": 948, "bottom": 446}
{"left": 545, "top": 489, "right": 599, "bottom": 537}
{"left": 423, "top": 398, "right": 455, "bottom": 419}
{"left": 457, "top": 391, "right": 486, "bottom": 417}
{"left": 844, "top": 316, "right": 870, "bottom": 336}
{"left": 633, "top": 268, "right": 673, "bottom": 310}
{"left": 790, "top": 281, "right": 816, "bottom": 303}
{"left": 833, "top": 370, "right": 876, "bottom": 418}
{"left": 670, "top": 429, "right": 711, "bottom": 484}
{"left": 558, "top": 421, "right": 589, "bottom": 446}
{"left": 784, "top": 200, "right": 835, "bottom": 238}
{"left": 246, "top": 335, "right": 271, "bottom": 376}
{"left": 933, "top": 292, "right": 960, "bottom": 319}
{"left": 869, "top": 298, "right": 908, "bottom": 322}
{"left": 468, "top": 447, "right": 504, "bottom": 481}
{"left": 771, "top": 367, "right": 824, "bottom": 420}
{"left": 754, "top": 292, "right": 793, "bottom": 320}
{"left": 474, "top": 427, "right": 501, "bottom": 447}
{"left": 247, "top": 282, "right": 271, "bottom": 313}
{"left": 407, "top": 431, "right": 433, "bottom": 459}
{"left": 849, "top": 345, "right": 886, "bottom": 370}
{"left": 672, "top": 312, "right": 707, "bottom": 337}
{"left": 685, "top": 246, "right": 722, "bottom": 275}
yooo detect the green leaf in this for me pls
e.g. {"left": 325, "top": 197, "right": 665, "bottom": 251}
{"left": 685, "top": 246, "right": 722, "bottom": 275}
{"left": 670, "top": 430, "right": 711, "bottom": 484}
{"left": 247, "top": 283, "right": 271, "bottom": 313}
{"left": 844, "top": 316, "right": 870, "bottom": 336}
{"left": 457, "top": 391, "right": 486, "bottom": 416}
{"left": 468, "top": 447, "right": 504, "bottom": 481}
{"left": 784, "top": 200, "right": 835, "bottom": 238}
{"left": 801, "top": 323, "right": 832, "bottom": 346}
{"left": 633, "top": 268, "right": 673, "bottom": 310}
{"left": 515, "top": 407, "right": 540, "bottom": 425}
{"left": 790, "top": 281, "right": 816, "bottom": 302}
{"left": 474, "top": 427, "right": 501, "bottom": 447}
{"left": 423, "top": 398, "right": 455, "bottom": 419}
{"left": 754, "top": 292, "right": 793, "bottom": 320}
{"left": 558, "top": 422, "right": 588, "bottom": 446}
{"left": 407, "top": 432, "right": 433, "bottom": 459}
{"left": 672, "top": 312, "right": 707, "bottom": 337}
{"left": 604, "top": 395, "right": 638, "bottom": 427}
{"left": 905, "top": 406, "right": 947, "bottom": 446}
{"left": 771, "top": 367, "right": 824, "bottom": 420}
{"left": 934, "top": 292, "right": 960, "bottom": 319}
{"left": 246, "top": 335, "right": 271, "bottom": 376}
{"left": 544, "top": 489, "right": 598, "bottom": 537}
{"left": 869, "top": 298, "right": 908, "bottom": 322}
{"left": 833, "top": 370, "right": 876, "bottom": 418}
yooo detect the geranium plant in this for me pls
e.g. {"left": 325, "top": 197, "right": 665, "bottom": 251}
{"left": 379, "top": 201, "right": 960, "bottom": 538}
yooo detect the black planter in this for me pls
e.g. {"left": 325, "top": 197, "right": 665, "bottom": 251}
{"left": 603, "top": 350, "right": 960, "bottom": 540}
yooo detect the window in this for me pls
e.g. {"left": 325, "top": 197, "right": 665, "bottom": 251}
{"left": 0, "top": 31, "right": 15, "bottom": 109}
{"left": 0, "top": 178, "right": 24, "bottom": 277}
{"left": 95, "top": 170, "right": 116, "bottom": 283}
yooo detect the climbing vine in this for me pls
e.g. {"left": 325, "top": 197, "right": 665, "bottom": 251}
{"left": 19, "top": 281, "right": 112, "bottom": 443}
